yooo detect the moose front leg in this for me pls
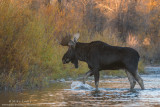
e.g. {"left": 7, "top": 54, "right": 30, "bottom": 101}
{"left": 83, "top": 70, "right": 93, "bottom": 84}
{"left": 94, "top": 71, "right": 100, "bottom": 91}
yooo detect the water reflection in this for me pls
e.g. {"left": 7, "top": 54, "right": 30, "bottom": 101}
{"left": 1, "top": 74, "right": 160, "bottom": 106}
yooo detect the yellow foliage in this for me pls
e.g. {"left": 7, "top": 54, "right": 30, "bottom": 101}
{"left": 143, "top": 37, "right": 151, "bottom": 46}
{"left": 0, "top": 0, "right": 159, "bottom": 90}
{"left": 126, "top": 34, "right": 139, "bottom": 48}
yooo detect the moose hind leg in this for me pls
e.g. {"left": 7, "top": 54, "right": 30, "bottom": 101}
{"left": 125, "top": 70, "right": 136, "bottom": 90}
{"left": 132, "top": 70, "right": 145, "bottom": 90}
{"left": 83, "top": 70, "right": 93, "bottom": 84}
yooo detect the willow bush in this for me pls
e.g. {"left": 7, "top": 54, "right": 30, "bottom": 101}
{"left": 1, "top": 0, "right": 159, "bottom": 90}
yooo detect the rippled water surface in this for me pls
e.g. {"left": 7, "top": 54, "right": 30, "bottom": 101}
{"left": 1, "top": 74, "right": 160, "bottom": 106}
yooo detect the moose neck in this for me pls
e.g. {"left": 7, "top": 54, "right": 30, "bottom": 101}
{"left": 75, "top": 42, "right": 89, "bottom": 62}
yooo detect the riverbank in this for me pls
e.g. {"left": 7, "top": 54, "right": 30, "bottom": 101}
{"left": 1, "top": 73, "right": 160, "bottom": 106}
{"left": 0, "top": 62, "right": 157, "bottom": 92}
{"left": 0, "top": 0, "right": 160, "bottom": 93}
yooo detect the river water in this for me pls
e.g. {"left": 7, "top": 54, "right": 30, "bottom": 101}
{"left": 0, "top": 74, "right": 160, "bottom": 107}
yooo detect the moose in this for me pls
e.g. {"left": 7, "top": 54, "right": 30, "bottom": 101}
{"left": 61, "top": 33, "right": 144, "bottom": 91}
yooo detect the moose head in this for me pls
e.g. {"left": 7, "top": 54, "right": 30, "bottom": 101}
{"left": 61, "top": 33, "right": 80, "bottom": 68}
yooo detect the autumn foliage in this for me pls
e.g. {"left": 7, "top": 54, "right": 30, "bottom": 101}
{"left": 0, "top": 0, "right": 159, "bottom": 90}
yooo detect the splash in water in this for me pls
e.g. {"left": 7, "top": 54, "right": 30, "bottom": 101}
{"left": 71, "top": 81, "right": 94, "bottom": 90}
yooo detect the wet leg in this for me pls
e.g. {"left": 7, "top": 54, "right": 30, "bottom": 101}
{"left": 83, "top": 70, "right": 93, "bottom": 84}
{"left": 94, "top": 71, "right": 100, "bottom": 91}
{"left": 125, "top": 70, "right": 136, "bottom": 90}
{"left": 132, "top": 70, "right": 145, "bottom": 90}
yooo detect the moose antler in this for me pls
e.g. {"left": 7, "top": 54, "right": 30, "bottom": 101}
{"left": 73, "top": 33, "right": 80, "bottom": 43}
{"left": 60, "top": 33, "right": 71, "bottom": 46}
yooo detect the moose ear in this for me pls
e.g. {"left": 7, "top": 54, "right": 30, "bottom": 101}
{"left": 68, "top": 40, "right": 76, "bottom": 47}
{"left": 73, "top": 33, "right": 80, "bottom": 43}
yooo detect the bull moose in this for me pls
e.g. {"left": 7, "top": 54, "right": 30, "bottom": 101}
{"left": 61, "top": 33, "right": 144, "bottom": 91}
